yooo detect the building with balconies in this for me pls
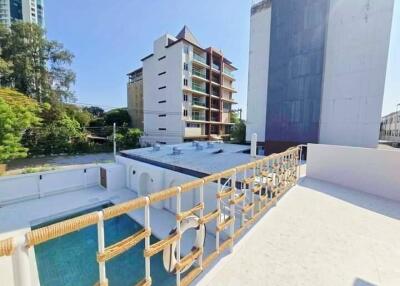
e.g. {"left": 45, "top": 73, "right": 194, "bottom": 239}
{"left": 0, "top": 0, "right": 44, "bottom": 27}
{"left": 131, "top": 26, "right": 237, "bottom": 145}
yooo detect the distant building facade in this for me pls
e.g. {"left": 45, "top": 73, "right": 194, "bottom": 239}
{"left": 129, "top": 26, "right": 237, "bottom": 145}
{"left": 0, "top": 0, "right": 44, "bottom": 27}
{"left": 380, "top": 112, "right": 400, "bottom": 145}
{"left": 127, "top": 68, "right": 144, "bottom": 130}
{"left": 246, "top": 0, "right": 395, "bottom": 154}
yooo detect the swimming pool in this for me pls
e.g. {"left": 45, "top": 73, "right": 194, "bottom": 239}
{"left": 33, "top": 204, "right": 176, "bottom": 286}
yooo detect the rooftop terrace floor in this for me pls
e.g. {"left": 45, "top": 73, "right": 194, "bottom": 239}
{"left": 197, "top": 177, "right": 400, "bottom": 286}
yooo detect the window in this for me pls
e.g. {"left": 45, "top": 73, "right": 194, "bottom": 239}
{"left": 158, "top": 114, "right": 166, "bottom": 117}
{"left": 183, "top": 94, "right": 188, "bottom": 101}
{"left": 183, "top": 63, "right": 188, "bottom": 71}
{"left": 157, "top": 141, "right": 167, "bottom": 145}
{"left": 158, "top": 100, "right": 166, "bottom": 103}
{"left": 158, "top": 71, "right": 166, "bottom": 76}
{"left": 184, "top": 45, "right": 189, "bottom": 54}
{"left": 158, "top": 86, "right": 166, "bottom": 90}
{"left": 158, "top": 56, "right": 166, "bottom": 61}
{"left": 158, "top": 128, "right": 166, "bottom": 131}
{"left": 183, "top": 109, "right": 188, "bottom": 117}
{"left": 183, "top": 79, "right": 188, "bottom": 86}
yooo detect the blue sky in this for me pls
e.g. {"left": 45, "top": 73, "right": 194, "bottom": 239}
{"left": 46, "top": 0, "right": 399, "bottom": 117}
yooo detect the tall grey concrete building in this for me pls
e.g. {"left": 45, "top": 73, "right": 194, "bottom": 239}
{"left": 246, "top": 0, "right": 395, "bottom": 154}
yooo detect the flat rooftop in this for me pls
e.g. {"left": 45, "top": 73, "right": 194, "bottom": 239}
{"left": 120, "top": 142, "right": 261, "bottom": 176}
{"left": 197, "top": 177, "right": 400, "bottom": 286}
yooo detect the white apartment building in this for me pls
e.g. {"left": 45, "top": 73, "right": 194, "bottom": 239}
{"left": 138, "top": 26, "right": 237, "bottom": 145}
{"left": 0, "top": 0, "right": 44, "bottom": 27}
{"left": 246, "top": 0, "right": 395, "bottom": 154}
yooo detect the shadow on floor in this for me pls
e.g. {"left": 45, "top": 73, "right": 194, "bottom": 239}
{"left": 298, "top": 177, "right": 400, "bottom": 220}
{"left": 353, "top": 278, "right": 377, "bottom": 286}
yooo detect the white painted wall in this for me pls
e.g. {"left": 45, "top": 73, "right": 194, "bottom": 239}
{"left": 116, "top": 155, "right": 220, "bottom": 232}
{"left": 0, "top": 167, "right": 100, "bottom": 206}
{"left": 307, "top": 144, "right": 400, "bottom": 202}
{"left": 319, "top": 0, "right": 395, "bottom": 148}
{"left": 246, "top": 4, "right": 271, "bottom": 142}
{"left": 142, "top": 34, "right": 186, "bottom": 145}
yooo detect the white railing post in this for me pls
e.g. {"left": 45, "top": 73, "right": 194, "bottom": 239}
{"left": 251, "top": 166, "right": 255, "bottom": 218}
{"left": 176, "top": 187, "right": 182, "bottom": 286}
{"left": 97, "top": 211, "right": 107, "bottom": 285}
{"left": 11, "top": 236, "right": 32, "bottom": 286}
{"left": 229, "top": 170, "right": 236, "bottom": 252}
{"left": 144, "top": 197, "right": 151, "bottom": 283}
{"left": 199, "top": 181, "right": 204, "bottom": 269}
{"left": 216, "top": 178, "right": 221, "bottom": 253}
{"left": 241, "top": 173, "right": 246, "bottom": 228}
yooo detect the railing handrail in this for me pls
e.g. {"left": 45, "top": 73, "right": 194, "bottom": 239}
{"left": 0, "top": 146, "right": 301, "bottom": 286}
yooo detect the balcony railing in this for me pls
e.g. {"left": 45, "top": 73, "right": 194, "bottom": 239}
{"left": 192, "top": 69, "right": 207, "bottom": 79}
{"left": 211, "top": 90, "right": 219, "bottom": 97}
{"left": 193, "top": 53, "right": 207, "bottom": 64}
{"left": 212, "top": 63, "right": 220, "bottom": 70}
{"left": 192, "top": 114, "right": 206, "bottom": 121}
{"left": 211, "top": 77, "right": 220, "bottom": 84}
{"left": 0, "top": 147, "right": 300, "bottom": 286}
{"left": 192, "top": 83, "right": 206, "bottom": 93}
{"left": 192, "top": 100, "right": 206, "bottom": 107}
{"left": 224, "top": 69, "right": 234, "bottom": 77}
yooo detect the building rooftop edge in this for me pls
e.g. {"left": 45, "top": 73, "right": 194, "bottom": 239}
{"left": 251, "top": 0, "right": 272, "bottom": 15}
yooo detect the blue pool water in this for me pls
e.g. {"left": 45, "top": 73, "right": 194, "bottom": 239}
{"left": 33, "top": 205, "right": 176, "bottom": 286}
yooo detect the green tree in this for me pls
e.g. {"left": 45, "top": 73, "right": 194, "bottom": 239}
{"left": 23, "top": 114, "right": 85, "bottom": 155}
{"left": 0, "top": 22, "right": 75, "bottom": 103}
{"left": 64, "top": 104, "right": 93, "bottom": 127}
{"left": 0, "top": 88, "right": 40, "bottom": 163}
{"left": 116, "top": 128, "right": 142, "bottom": 150}
{"left": 84, "top": 106, "right": 105, "bottom": 117}
{"left": 104, "top": 108, "right": 131, "bottom": 126}
{"left": 231, "top": 120, "right": 246, "bottom": 144}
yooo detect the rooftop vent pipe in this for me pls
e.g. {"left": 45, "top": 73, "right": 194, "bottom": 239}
{"left": 172, "top": 146, "right": 182, "bottom": 155}
{"left": 251, "top": 133, "right": 257, "bottom": 158}
{"left": 153, "top": 144, "right": 161, "bottom": 151}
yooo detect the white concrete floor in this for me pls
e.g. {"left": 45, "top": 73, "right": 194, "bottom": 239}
{"left": 197, "top": 178, "right": 400, "bottom": 286}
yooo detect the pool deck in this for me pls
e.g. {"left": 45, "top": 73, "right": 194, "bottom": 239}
{"left": 196, "top": 178, "right": 400, "bottom": 286}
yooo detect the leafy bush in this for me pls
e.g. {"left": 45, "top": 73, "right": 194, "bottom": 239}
{"left": 22, "top": 115, "right": 86, "bottom": 155}
{"left": 0, "top": 89, "right": 40, "bottom": 163}
{"left": 231, "top": 120, "right": 246, "bottom": 144}
{"left": 116, "top": 128, "right": 142, "bottom": 150}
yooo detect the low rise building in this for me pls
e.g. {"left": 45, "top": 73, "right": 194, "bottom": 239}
{"left": 380, "top": 111, "right": 400, "bottom": 145}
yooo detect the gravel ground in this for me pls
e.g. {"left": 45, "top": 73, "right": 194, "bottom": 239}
{"left": 3, "top": 153, "right": 115, "bottom": 176}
